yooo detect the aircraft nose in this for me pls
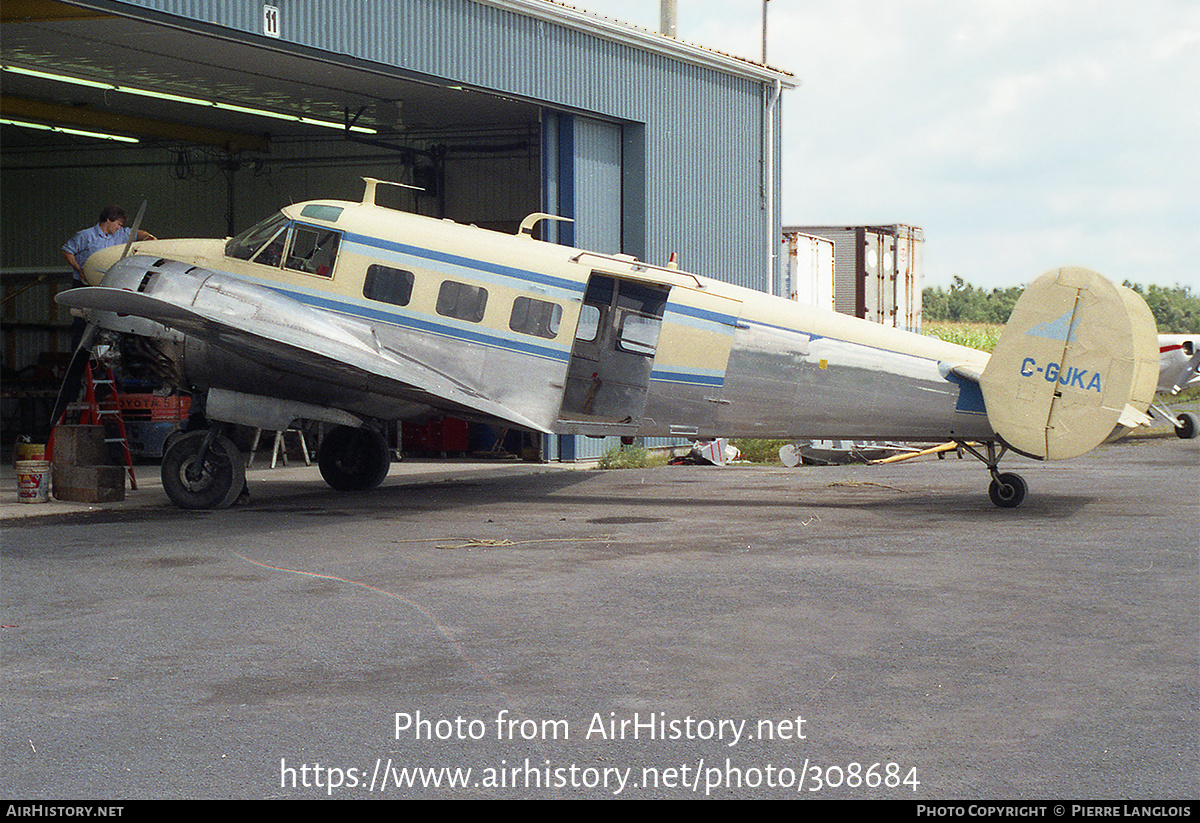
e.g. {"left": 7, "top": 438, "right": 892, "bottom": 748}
{"left": 83, "top": 245, "right": 124, "bottom": 285}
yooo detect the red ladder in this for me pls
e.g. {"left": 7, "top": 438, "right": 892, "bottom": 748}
{"left": 49, "top": 358, "right": 137, "bottom": 490}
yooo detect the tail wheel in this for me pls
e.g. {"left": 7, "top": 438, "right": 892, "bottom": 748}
{"left": 988, "top": 472, "right": 1027, "bottom": 509}
{"left": 956, "top": 441, "right": 1029, "bottom": 509}
{"left": 318, "top": 426, "right": 390, "bottom": 491}
{"left": 161, "top": 430, "right": 245, "bottom": 509}
{"left": 1174, "top": 412, "right": 1198, "bottom": 439}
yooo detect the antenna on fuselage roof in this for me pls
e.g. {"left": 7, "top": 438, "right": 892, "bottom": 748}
{"left": 361, "top": 177, "right": 424, "bottom": 206}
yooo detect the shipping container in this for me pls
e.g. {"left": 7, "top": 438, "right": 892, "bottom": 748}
{"left": 781, "top": 231, "right": 835, "bottom": 310}
{"left": 785, "top": 225, "right": 924, "bottom": 332}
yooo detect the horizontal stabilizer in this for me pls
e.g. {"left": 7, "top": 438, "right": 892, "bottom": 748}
{"left": 1117, "top": 403, "right": 1153, "bottom": 429}
{"left": 979, "top": 267, "right": 1158, "bottom": 459}
{"left": 948, "top": 364, "right": 983, "bottom": 384}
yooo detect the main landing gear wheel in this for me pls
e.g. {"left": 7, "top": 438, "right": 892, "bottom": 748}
{"left": 988, "top": 471, "right": 1027, "bottom": 509}
{"left": 161, "top": 429, "right": 245, "bottom": 509}
{"left": 1174, "top": 412, "right": 1198, "bottom": 439}
{"left": 318, "top": 425, "right": 391, "bottom": 491}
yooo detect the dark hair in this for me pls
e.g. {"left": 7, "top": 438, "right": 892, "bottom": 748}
{"left": 98, "top": 205, "right": 127, "bottom": 224}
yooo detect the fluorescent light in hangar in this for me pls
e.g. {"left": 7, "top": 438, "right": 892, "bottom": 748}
{"left": 2, "top": 64, "right": 377, "bottom": 135}
{"left": 0, "top": 117, "right": 140, "bottom": 143}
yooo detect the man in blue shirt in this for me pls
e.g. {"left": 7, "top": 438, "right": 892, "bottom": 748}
{"left": 61, "top": 204, "right": 155, "bottom": 285}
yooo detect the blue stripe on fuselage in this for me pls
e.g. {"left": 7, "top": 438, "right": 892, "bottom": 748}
{"left": 741, "top": 317, "right": 987, "bottom": 414}
{"left": 280, "top": 285, "right": 571, "bottom": 364}
{"left": 202, "top": 233, "right": 754, "bottom": 369}
{"left": 650, "top": 369, "right": 726, "bottom": 387}
{"left": 343, "top": 232, "right": 585, "bottom": 297}
{"left": 663, "top": 303, "right": 739, "bottom": 332}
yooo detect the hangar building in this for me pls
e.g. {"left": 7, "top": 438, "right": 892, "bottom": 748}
{"left": 1, "top": 0, "right": 793, "bottom": 459}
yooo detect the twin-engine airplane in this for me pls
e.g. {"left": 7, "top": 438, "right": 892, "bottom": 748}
{"left": 58, "top": 178, "right": 1159, "bottom": 510}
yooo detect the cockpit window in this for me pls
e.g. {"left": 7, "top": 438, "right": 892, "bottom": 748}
{"left": 225, "top": 212, "right": 289, "bottom": 260}
{"left": 255, "top": 227, "right": 288, "bottom": 268}
{"left": 285, "top": 224, "right": 341, "bottom": 277}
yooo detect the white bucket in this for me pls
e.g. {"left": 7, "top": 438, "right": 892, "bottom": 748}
{"left": 16, "top": 459, "right": 51, "bottom": 503}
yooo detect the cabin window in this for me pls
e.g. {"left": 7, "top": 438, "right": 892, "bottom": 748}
{"left": 509, "top": 297, "right": 563, "bottom": 339}
{"left": 226, "top": 212, "right": 289, "bottom": 261}
{"left": 363, "top": 265, "right": 415, "bottom": 306}
{"left": 575, "top": 304, "right": 601, "bottom": 342}
{"left": 617, "top": 313, "right": 662, "bottom": 356}
{"left": 285, "top": 224, "right": 341, "bottom": 277}
{"left": 436, "top": 280, "right": 488, "bottom": 323}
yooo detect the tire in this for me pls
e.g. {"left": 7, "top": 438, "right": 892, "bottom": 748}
{"left": 988, "top": 472, "right": 1027, "bottom": 509}
{"left": 161, "top": 430, "right": 245, "bottom": 509}
{"left": 318, "top": 426, "right": 390, "bottom": 491}
{"left": 1174, "top": 412, "right": 1198, "bottom": 439}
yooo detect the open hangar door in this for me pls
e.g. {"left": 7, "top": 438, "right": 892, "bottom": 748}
{"left": 0, "top": 0, "right": 551, "bottom": 450}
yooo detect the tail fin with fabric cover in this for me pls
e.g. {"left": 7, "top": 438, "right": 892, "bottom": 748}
{"left": 979, "top": 267, "right": 1158, "bottom": 460}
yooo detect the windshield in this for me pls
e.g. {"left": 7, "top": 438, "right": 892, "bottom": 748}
{"left": 225, "top": 212, "right": 289, "bottom": 260}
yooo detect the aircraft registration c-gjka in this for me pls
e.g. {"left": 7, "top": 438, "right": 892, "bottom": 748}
{"left": 58, "top": 177, "right": 1160, "bottom": 510}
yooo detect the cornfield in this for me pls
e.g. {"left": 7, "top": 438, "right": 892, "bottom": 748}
{"left": 921, "top": 322, "right": 1004, "bottom": 352}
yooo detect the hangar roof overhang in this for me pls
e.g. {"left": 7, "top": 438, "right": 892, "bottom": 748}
{"left": 0, "top": 0, "right": 544, "bottom": 152}
{"left": 1, "top": 0, "right": 793, "bottom": 154}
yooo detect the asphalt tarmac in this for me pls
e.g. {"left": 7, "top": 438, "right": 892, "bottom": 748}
{"left": 1, "top": 436, "right": 1196, "bottom": 799}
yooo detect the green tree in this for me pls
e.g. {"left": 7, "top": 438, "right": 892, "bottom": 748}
{"left": 924, "top": 279, "right": 1199, "bottom": 332}
{"left": 923, "top": 277, "right": 1024, "bottom": 324}
{"left": 1123, "top": 282, "right": 1200, "bottom": 333}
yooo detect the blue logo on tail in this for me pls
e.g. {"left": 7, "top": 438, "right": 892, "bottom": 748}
{"left": 1026, "top": 310, "right": 1082, "bottom": 343}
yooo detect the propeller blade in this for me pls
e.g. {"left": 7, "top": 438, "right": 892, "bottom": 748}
{"left": 50, "top": 323, "right": 96, "bottom": 427}
{"left": 120, "top": 199, "right": 148, "bottom": 261}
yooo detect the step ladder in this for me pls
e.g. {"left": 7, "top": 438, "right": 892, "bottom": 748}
{"left": 50, "top": 358, "right": 137, "bottom": 490}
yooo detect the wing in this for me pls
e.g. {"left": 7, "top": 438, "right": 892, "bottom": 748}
{"left": 56, "top": 257, "right": 552, "bottom": 432}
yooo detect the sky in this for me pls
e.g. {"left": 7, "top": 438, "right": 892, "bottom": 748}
{"left": 565, "top": 0, "right": 1199, "bottom": 292}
